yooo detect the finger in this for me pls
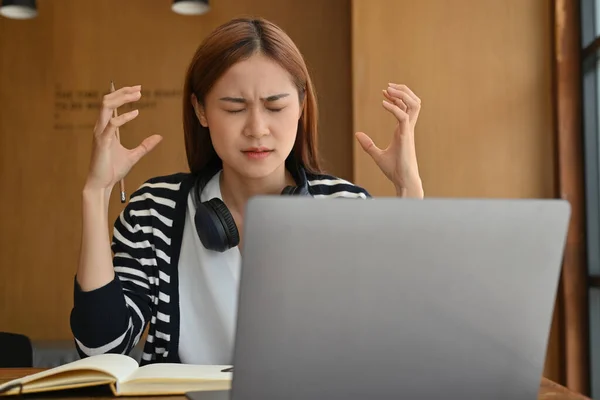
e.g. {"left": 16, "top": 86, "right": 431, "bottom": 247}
{"left": 102, "top": 86, "right": 143, "bottom": 109}
{"left": 355, "top": 131, "right": 383, "bottom": 162}
{"left": 388, "top": 83, "right": 421, "bottom": 105}
{"left": 101, "top": 109, "right": 139, "bottom": 139}
{"left": 382, "top": 100, "right": 409, "bottom": 124}
{"left": 95, "top": 86, "right": 142, "bottom": 135}
{"left": 129, "top": 134, "right": 163, "bottom": 165}
{"left": 386, "top": 86, "right": 419, "bottom": 110}
{"left": 383, "top": 90, "right": 407, "bottom": 113}
{"left": 386, "top": 87, "right": 420, "bottom": 120}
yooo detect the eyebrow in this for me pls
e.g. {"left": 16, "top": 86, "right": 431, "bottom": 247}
{"left": 219, "top": 93, "right": 290, "bottom": 103}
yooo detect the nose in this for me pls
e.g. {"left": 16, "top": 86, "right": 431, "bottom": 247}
{"left": 244, "top": 109, "right": 269, "bottom": 138}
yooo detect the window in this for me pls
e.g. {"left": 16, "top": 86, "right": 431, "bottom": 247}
{"left": 581, "top": 0, "right": 600, "bottom": 397}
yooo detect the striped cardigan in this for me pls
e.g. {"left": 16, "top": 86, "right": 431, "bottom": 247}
{"left": 69, "top": 170, "right": 371, "bottom": 365}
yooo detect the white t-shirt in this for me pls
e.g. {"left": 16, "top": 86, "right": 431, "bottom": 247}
{"left": 177, "top": 170, "right": 242, "bottom": 364}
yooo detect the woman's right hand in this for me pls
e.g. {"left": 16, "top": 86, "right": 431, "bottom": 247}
{"left": 84, "top": 85, "right": 163, "bottom": 192}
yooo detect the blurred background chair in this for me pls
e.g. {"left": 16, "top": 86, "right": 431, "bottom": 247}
{"left": 0, "top": 332, "right": 32, "bottom": 367}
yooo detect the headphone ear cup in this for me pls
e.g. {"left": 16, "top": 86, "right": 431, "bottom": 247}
{"left": 194, "top": 198, "right": 240, "bottom": 252}
{"left": 209, "top": 198, "right": 240, "bottom": 248}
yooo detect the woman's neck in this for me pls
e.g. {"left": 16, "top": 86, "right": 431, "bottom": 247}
{"left": 219, "top": 163, "right": 296, "bottom": 216}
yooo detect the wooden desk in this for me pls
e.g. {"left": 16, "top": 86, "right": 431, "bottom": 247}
{"left": 0, "top": 368, "right": 591, "bottom": 399}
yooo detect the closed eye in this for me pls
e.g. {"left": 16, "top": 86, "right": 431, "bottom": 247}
{"left": 225, "top": 108, "right": 284, "bottom": 114}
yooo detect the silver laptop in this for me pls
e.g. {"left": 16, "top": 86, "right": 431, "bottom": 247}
{"left": 187, "top": 197, "right": 570, "bottom": 400}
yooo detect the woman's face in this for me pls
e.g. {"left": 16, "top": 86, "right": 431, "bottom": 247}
{"left": 194, "top": 53, "right": 302, "bottom": 180}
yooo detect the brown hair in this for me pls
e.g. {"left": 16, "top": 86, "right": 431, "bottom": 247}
{"left": 182, "top": 17, "right": 322, "bottom": 176}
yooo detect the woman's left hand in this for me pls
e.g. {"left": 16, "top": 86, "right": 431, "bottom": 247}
{"left": 355, "top": 83, "right": 424, "bottom": 198}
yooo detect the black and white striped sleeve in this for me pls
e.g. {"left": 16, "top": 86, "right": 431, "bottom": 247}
{"left": 70, "top": 187, "right": 158, "bottom": 358}
{"left": 307, "top": 176, "right": 372, "bottom": 199}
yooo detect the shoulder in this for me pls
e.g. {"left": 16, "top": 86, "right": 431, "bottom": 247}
{"left": 128, "top": 172, "right": 193, "bottom": 203}
{"left": 132, "top": 172, "right": 192, "bottom": 195}
{"left": 122, "top": 172, "right": 194, "bottom": 218}
{"left": 306, "top": 171, "right": 371, "bottom": 199}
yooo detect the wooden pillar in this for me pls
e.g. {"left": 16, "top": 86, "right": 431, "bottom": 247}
{"left": 553, "top": 0, "right": 589, "bottom": 394}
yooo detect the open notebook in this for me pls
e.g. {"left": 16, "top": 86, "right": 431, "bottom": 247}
{"left": 0, "top": 353, "right": 232, "bottom": 397}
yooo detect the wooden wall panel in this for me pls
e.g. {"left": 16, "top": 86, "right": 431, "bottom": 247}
{"left": 0, "top": 0, "right": 352, "bottom": 340}
{"left": 352, "top": 0, "right": 555, "bottom": 199}
{"left": 351, "top": 0, "right": 560, "bottom": 381}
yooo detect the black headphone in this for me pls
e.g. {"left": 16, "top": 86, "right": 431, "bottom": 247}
{"left": 192, "top": 162, "right": 311, "bottom": 252}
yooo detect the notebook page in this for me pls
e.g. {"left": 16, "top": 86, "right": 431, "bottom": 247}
{"left": 0, "top": 353, "right": 138, "bottom": 391}
{"left": 127, "top": 363, "right": 232, "bottom": 382}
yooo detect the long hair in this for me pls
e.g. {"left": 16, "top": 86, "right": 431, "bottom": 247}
{"left": 182, "top": 17, "right": 322, "bottom": 175}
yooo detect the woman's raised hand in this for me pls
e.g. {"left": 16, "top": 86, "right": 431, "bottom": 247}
{"left": 85, "top": 85, "right": 162, "bottom": 192}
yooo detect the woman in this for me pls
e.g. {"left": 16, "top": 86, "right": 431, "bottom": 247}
{"left": 70, "top": 17, "right": 424, "bottom": 366}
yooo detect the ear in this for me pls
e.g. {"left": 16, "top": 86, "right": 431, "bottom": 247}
{"left": 191, "top": 94, "right": 208, "bottom": 127}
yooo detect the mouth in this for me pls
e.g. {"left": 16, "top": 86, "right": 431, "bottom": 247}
{"left": 241, "top": 147, "right": 273, "bottom": 160}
